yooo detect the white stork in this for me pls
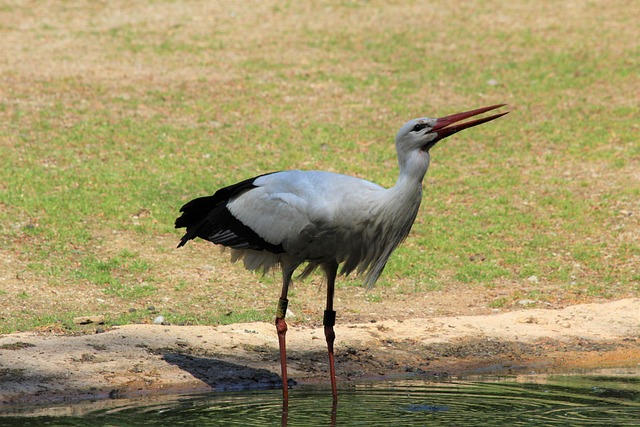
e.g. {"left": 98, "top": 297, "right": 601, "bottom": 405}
{"left": 175, "top": 104, "right": 509, "bottom": 402}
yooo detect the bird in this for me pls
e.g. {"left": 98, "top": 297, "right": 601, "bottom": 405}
{"left": 175, "top": 104, "right": 509, "bottom": 402}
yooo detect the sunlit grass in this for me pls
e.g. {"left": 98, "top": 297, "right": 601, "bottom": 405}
{"left": 0, "top": 0, "right": 638, "bottom": 332}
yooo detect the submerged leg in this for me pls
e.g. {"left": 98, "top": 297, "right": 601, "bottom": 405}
{"left": 276, "top": 267, "right": 295, "bottom": 402}
{"left": 322, "top": 261, "right": 339, "bottom": 402}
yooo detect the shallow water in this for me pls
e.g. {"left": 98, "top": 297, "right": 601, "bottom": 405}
{"left": 2, "top": 369, "right": 639, "bottom": 426}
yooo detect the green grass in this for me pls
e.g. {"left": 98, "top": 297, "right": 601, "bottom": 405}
{"left": 488, "top": 297, "right": 509, "bottom": 309}
{"left": 0, "top": 0, "right": 638, "bottom": 332}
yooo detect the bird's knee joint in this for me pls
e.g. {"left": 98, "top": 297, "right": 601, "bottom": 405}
{"left": 276, "top": 317, "right": 288, "bottom": 334}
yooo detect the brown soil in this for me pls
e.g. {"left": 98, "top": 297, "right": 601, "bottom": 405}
{"left": 1, "top": 298, "right": 638, "bottom": 406}
{"left": 0, "top": 0, "right": 638, "bottom": 411}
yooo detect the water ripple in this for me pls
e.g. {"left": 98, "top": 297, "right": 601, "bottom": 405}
{"left": 2, "top": 372, "right": 639, "bottom": 426}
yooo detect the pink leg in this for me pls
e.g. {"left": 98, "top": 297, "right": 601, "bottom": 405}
{"left": 322, "top": 262, "right": 339, "bottom": 402}
{"left": 324, "top": 310, "right": 337, "bottom": 401}
{"left": 276, "top": 297, "right": 289, "bottom": 401}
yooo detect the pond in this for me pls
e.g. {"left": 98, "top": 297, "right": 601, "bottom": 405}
{"left": 2, "top": 368, "right": 639, "bottom": 426}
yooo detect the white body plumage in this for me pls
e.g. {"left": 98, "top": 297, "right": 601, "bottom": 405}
{"left": 227, "top": 168, "right": 424, "bottom": 287}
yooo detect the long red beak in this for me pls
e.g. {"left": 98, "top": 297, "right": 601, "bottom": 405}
{"left": 431, "top": 104, "right": 509, "bottom": 144}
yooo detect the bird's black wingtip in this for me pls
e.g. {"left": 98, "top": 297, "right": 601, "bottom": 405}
{"left": 176, "top": 229, "right": 194, "bottom": 248}
{"left": 175, "top": 209, "right": 197, "bottom": 248}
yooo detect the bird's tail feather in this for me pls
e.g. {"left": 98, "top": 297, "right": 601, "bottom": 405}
{"left": 175, "top": 195, "right": 221, "bottom": 247}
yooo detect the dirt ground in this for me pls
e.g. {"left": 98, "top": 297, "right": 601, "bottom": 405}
{"left": 1, "top": 298, "right": 638, "bottom": 406}
{"left": 0, "top": 0, "right": 638, "bottom": 412}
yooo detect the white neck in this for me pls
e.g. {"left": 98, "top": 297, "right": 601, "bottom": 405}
{"left": 394, "top": 149, "right": 430, "bottom": 192}
{"left": 375, "top": 150, "right": 430, "bottom": 225}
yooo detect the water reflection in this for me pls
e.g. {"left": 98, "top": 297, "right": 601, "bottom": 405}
{"left": 2, "top": 369, "right": 639, "bottom": 426}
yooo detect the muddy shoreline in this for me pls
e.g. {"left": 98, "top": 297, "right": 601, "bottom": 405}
{"left": 1, "top": 299, "right": 638, "bottom": 407}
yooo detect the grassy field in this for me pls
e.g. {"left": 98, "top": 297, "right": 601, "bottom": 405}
{"left": 0, "top": 0, "right": 638, "bottom": 333}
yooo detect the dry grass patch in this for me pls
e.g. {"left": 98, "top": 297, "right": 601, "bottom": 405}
{"left": 0, "top": 0, "right": 638, "bottom": 333}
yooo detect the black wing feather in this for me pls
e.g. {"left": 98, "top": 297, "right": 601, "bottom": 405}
{"left": 175, "top": 172, "right": 285, "bottom": 253}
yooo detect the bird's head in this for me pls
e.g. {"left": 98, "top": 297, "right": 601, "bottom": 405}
{"left": 396, "top": 104, "right": 509, "bottom": 155}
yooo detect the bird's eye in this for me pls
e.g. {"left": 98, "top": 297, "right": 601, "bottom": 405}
{"left": 412, "top": 123, "right": 427, "bottom": 132}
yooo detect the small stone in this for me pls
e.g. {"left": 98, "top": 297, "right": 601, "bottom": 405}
{"left": 527, "top": 275, "right": 539, "bottom": 284}
{"left": 517, "top": 316, "right": 538, "bottom": 324}
{"left": 518, "top": 299, "right": 536, "bottom": 306}
{"left": 73, "top": 315, "right": 105, "bottom": 325}
{"left": 153, "top": 316, "right": 164, "bottom": 324}
{"left": 469, "top": 253, "right": 485, "bottom": 262}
